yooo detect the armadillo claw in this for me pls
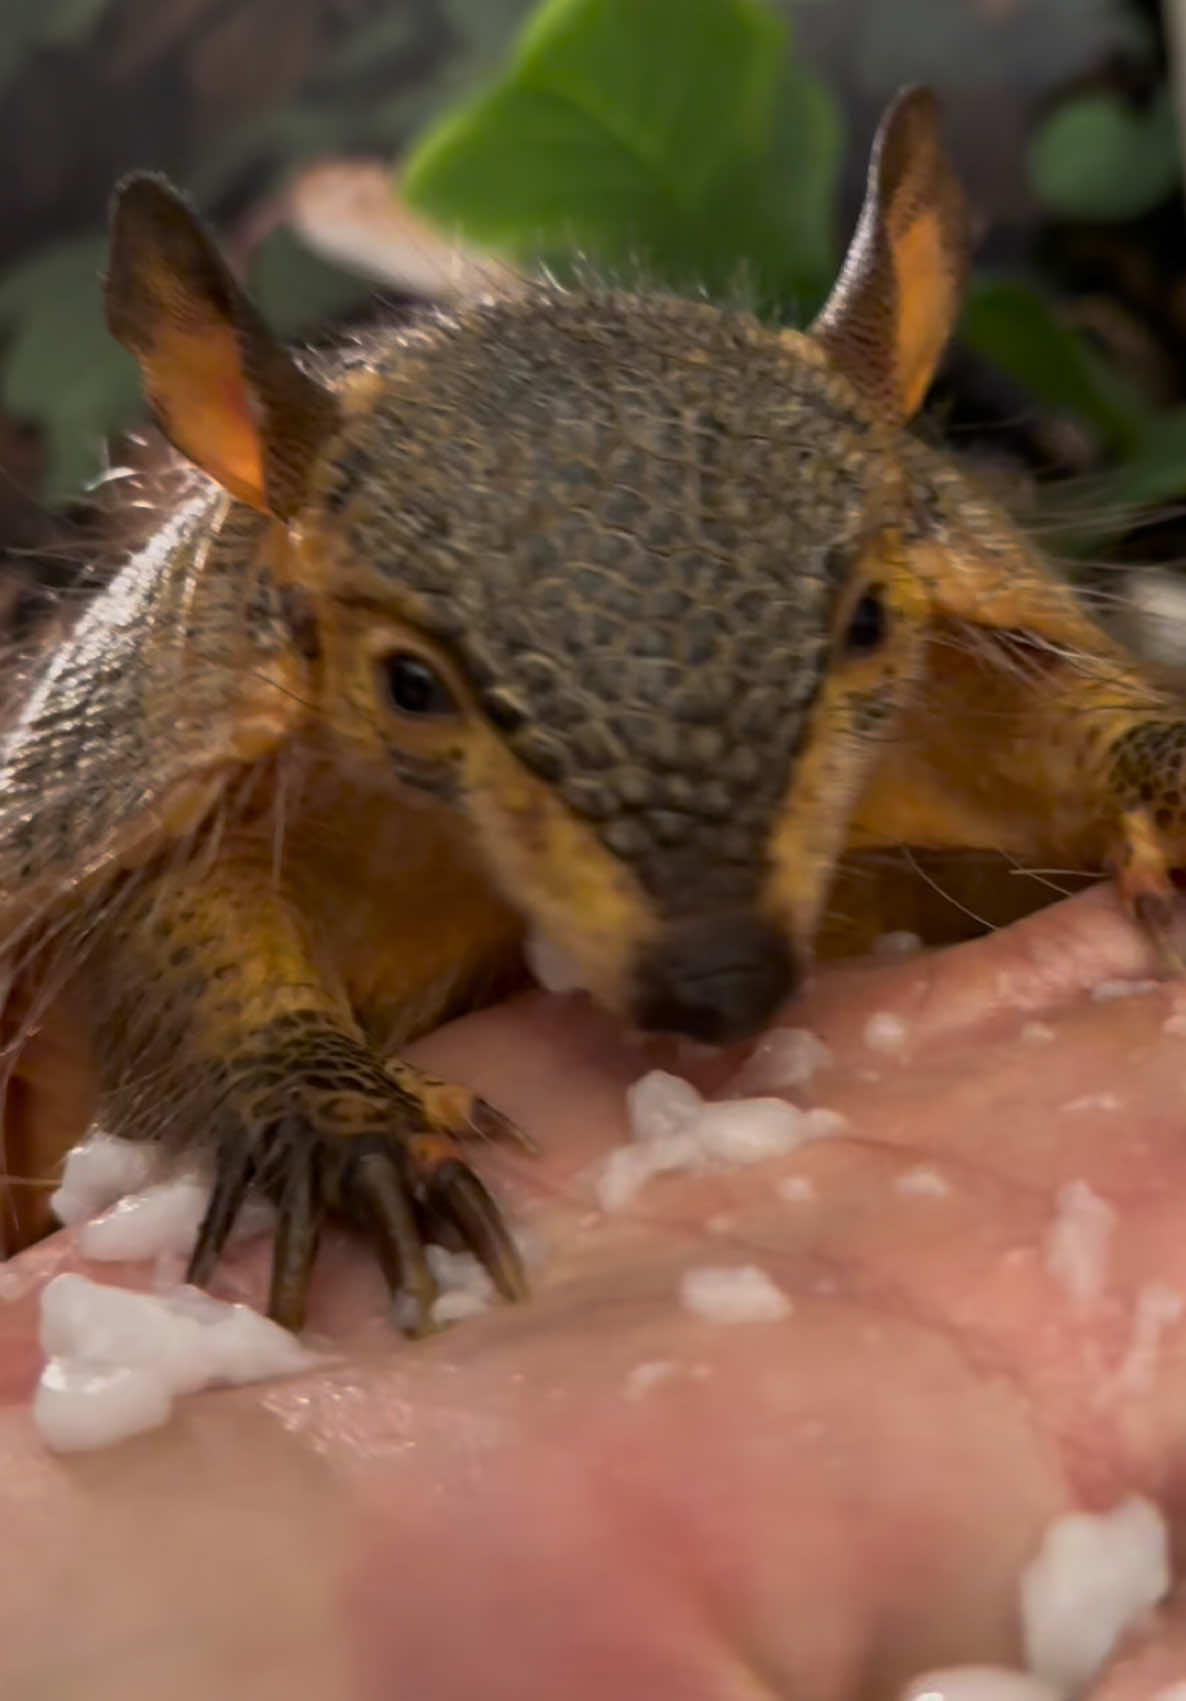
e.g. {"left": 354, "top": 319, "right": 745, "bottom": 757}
{"left": 340, "top": 1136, "right": 527, "bottom": 1326}
{"left": 187, "top": 1132, "right": 256, "bottom": 1291}
{"left": 343, "top": 1146, "right": 437, "bottom": 1334}
{"left": 467, "top": 1095, "right": 539, "bottom": 1154}
{"left": 426, "top": 1160, "right": 528, "bottom": 1303}
{"left": 184, "top": 1091, "right": 528, "bottom": 1335}
{"left": 266, "top": 1140, "right": 325, "bottom": 1332}
{"left": 384, "top": 1058, "right": 536, "bottom": 1154}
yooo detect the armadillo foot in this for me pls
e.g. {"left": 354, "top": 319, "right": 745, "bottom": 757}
{"left": 185, "top": 1023, "right": 529, "bottom": 1334}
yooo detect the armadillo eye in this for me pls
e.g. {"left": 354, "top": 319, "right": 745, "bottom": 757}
{"left": 842, "top": 587, "right": 887, "bottom": 655}
{"left": 382, "top": 652, "right": 457, "bottom": 717}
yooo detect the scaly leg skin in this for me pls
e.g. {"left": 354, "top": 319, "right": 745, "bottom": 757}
{"left": 85, "top": 858, "right": 527, "bottom": 1333}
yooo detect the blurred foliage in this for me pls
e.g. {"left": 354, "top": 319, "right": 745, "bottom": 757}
{"left": 247, "top": 229, "right": 380, "bottom": 341}
{"left": 959, "top": 279, "right": 1146, "bottom": 456}
{"left": 0, "top": 0, "right": 113, "bottom": 98}
{"left": 848, "top": 0, "right": 1151, "bottom": 95}
{"left": 963, "top": 271, "right": 1186, "bottom": 526}
{"left": 404, "top": 0, "right": 1186, "bottom": 534}
{"left": 0, "top": 235, "right": 140, "bottom": 498}
{"left": 402, "top": 0, "right": 840, "bottom": 312}
{"left": 0, "top": 0, "right": 538, "bottom": 499}
{"left": 187, "top": 0, "right": 533, "bottom": 205}
{"left": 1029, "top": 85, "right": 1180, "bottom": 223}
{"left": 2, "top": 0, "right": 1186, "bottom": 536}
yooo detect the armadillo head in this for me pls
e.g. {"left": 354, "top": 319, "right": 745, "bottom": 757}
{"left": 314, "top": 289, "right": 923, "bottom": 1040}
{"left": 104, "top": 88, "right": 968, "bottom": 1043}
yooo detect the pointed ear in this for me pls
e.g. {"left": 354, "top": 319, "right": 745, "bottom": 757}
{"left": 809, "top": 86, "right": 970, "bottom": 422}
{"left": 104, "top": 173, "right": 340, "bottom": 516}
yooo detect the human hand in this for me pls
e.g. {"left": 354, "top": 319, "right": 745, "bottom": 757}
{"left": 0, "top": 885, "right": 1184, "bottom": 1701}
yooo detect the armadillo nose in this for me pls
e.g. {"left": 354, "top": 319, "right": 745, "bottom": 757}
{"left": 632, "top": 913, "right": 797, "bottom": 1046}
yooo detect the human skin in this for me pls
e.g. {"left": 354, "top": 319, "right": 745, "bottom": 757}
{"left": 0, "top": 885, "right": 1184, "bottom": 1701}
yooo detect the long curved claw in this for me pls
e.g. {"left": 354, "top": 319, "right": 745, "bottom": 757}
{"left": 468, "top": 1096, "right": 538, "bottom": 1155}
{"left": 187, "top": 1133, "right": 255, "bottom": 1288}
{"left": 345, "top": 1148, "right": 438, "bottom": 1334}
{"left": 387, "top": 1057, "right": 536, "bottom": 1155}
{"left": 429, "top": 1159, "right": 528, "bottom": 1303}
{"left": 267, "top": 1152, "right": 323, "bottom": 1332}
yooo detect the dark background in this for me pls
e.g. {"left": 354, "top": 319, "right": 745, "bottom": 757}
{"left": 1, "top": 0, "right": 1181, "bottom": 645}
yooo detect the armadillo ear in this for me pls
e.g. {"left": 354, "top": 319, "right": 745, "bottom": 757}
{"left": 809, "top": 86, "right": 969, "bottom": 423}
{"left": 104, "top": 173, "right": 340, "bottom": 517}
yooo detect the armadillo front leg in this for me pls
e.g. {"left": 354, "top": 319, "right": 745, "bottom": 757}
{"left": 873, "top": 639, "right": 1186, "bottom": 971}
{"left": 86, "top": 858, "right": 526, "bottom": 1332}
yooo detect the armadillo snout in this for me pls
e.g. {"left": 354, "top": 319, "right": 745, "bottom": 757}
{"left": 631, "top": 913, "right": 796, "bottom": 1045}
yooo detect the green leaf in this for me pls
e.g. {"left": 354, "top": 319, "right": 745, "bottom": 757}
{"left": 408, "top": 80, "right": 697, "bottom": 253}
{"left": 401, "top": 0, "right": 839, "bottom": 308}
{"left": 511, "top": 0, "right": 783, "bottom": 203}
{"left": 0, "top": 234, "right": 142, "bottom": 500}
{"left": 960, "top": 278, "right": 1148, "bottom": 451}
{"left": 1029, "top": 87, "right": 1181, "bottom": 223}
{"left": 752, "top": 56, "right": 841, "bottom": 315}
